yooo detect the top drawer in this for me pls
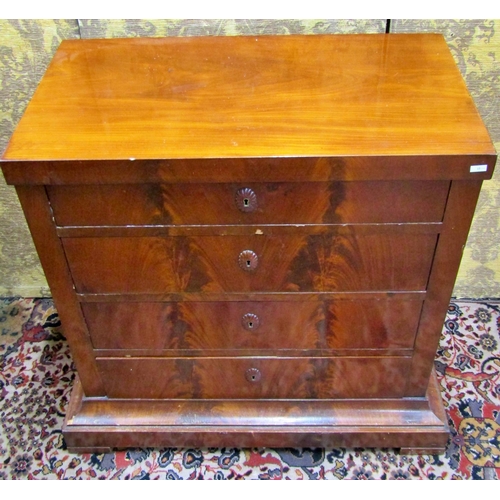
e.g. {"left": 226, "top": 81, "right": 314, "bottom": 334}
{"left": 47, "top": 181, "right": 449, "bottom": 227}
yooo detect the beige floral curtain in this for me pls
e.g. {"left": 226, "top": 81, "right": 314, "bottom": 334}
{"left": 0, "top": 19, "right": 498, "bottom": 297}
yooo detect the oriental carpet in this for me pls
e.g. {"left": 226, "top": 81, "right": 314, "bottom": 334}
{"left": 0, "top": 298, "right": 499, "bottom": 479}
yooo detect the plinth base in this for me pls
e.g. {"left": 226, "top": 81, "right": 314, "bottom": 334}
{"left": 63, "top": 371, "right": 449, "bottom": 454}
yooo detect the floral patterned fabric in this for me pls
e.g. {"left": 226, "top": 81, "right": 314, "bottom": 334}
{"left": 0, "top": 19, "right": 499, "bottom": 298}
{"left": 0, "top": 298, "right": 499, "bottom": 479}
{"left": 392, "top": 19, "right": 500, "bottom": 299}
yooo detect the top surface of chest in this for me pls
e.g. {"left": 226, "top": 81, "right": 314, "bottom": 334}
{"left": 1, "top": 33, "right": 495, "bottom": 163}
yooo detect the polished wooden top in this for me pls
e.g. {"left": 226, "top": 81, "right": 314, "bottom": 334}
{"left": 2, "top": 34, "right": 495, "bottom": 161}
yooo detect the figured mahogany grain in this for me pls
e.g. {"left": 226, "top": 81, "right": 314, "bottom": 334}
{"left": 3, "top": 156, "right": 496, "bottom": 186}
{"left": 83, "top": 299, "right": 423, "bottom": 352}
{"left": 3, "top": 35, "right": 494, "bottom": 161}
{"left": 62, "top": 233, "right": 437, "bottom": 294}
{"left": 47, "top": 181, "right": 449, "bottom": 227}
{"left": 96, "top": 356, "right": 411, "bottom": 399}
{"left": 3, "top": 34, "right": 494, "bottom": 452}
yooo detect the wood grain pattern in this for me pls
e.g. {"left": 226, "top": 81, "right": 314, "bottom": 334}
{"left": 83, "top": 299, "right": 423, "bottom": 352}
{"left": 64, "top": 427, "right": 449, "bottom": 453}
{"left": 77, "top": 291, "right": 426, "bottom": 303}
{"left": 67, "top": 379, "right": 444, "bottom": 427}
{"left": 2, "top": 35, "right": 494, "bottom": 161}
{"left": 62, "top": 233, "right": 438, "bottom": 294}
{"left": 3, "top": 156, "right": 496, "bottom": 186}
{"left": 14, "top": 186, "right": 104, "bottom": 396}
{"left": 4, "top": 34, "right": 493, "bottom": 451}
{"left": 47, "top": 181, "right": 450, "bottom": 226}
{"left": 408, "top": 181, "right": 484, "bottom": 395}
{"left": 56, "top": 222, "right": 443, "bottom": 239}
{"left": 96, "top": 356, "right": 411, "bottom": 399}
{"left": 63, "top": 372, "right": 449, "bottom": 452}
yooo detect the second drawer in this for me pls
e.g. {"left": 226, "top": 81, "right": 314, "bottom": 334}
{"left": 64, "top": 233, "right": 437, "bottom": 294}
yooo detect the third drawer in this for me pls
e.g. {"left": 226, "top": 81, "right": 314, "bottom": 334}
{"left": 84, "top": 299, "right": 423, "bottom": 353}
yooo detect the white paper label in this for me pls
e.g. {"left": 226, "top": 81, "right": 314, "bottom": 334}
{"left": 470, "top": 164, "right": 488, "bottom": 173}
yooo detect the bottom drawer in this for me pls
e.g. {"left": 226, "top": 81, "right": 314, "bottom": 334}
{"left": 97, "top": 356, "right": 411, "bottom": 400}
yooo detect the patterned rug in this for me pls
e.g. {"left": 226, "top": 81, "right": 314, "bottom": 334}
{"left": 0, "top": 298, "right": 499, "bottom": 480}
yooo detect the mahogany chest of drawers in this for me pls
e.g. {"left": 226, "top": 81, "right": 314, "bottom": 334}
{"left": 1, "top": 34, "right": 496, "bottom": 453}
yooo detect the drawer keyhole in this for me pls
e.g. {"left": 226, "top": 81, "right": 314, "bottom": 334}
{"left": 242, "top": 313, "right": 260, "bottom": 331}
{"left": 245, "top": 368, "right": 262, "bottom": 383}
{"left": 235, "top": 188, "right": 257, "bottom": 212}
{"left": 238, "top": 250, "right": 258, "bottom": 272}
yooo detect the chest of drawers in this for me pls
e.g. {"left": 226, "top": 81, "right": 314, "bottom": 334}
{"left": 1, "top": 34, "right": 496, "bottom": 453}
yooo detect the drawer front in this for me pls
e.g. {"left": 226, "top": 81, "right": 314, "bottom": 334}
{"left": 97, "top": 356, "right": 411, "bottom": 399}
{"left": 64, "top": 233, "right": 437, "bottom": 294}
{"left": 84, "top": 300, "right": 423, "bottom": 351}
{"left": 48, "top": 181, "right": 449, "bottom": 226}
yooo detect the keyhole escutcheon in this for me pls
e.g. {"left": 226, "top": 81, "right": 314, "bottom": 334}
{"left": 245, "top": 368, "right": 262, "bottom": 383}
{"left": 238, "top": 250, "right": 258, "bottom": 272}
{"left": 242, "top": 313, "right": 260, "bottom": 331}
{"left": 235, "top": 188, "right": 257, "bottom": 212}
